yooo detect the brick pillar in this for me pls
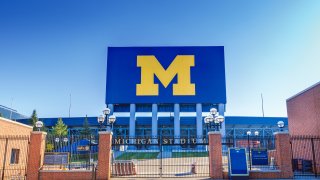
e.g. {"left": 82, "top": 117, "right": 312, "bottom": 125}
{"left": 96, "top": 131, "right": 112, "bottom": 180}
{"left": 208, "top": 131, "right": 223, "bottom": 179}
{"left": 26, "top": 131, "right": 47, "bottom": 180}
{"left": 274, "top": 132, "right": 294, "bottom": 178}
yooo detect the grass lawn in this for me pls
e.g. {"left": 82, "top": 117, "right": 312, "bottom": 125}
{"left": 172, "top": 152, "right": 208, "bottom": 158}
{"left": 116, "top": 152, "right": 159, "bottom": 160}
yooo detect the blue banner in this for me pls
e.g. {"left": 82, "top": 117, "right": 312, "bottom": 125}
{"left": 251, "top": 148, "right": 268, "bottom": 165}
{"left": 228, "top": 148, "right": 249, "bottom": 176}
{"left": 106, "top": 46, "right": 226, "bottom": 104}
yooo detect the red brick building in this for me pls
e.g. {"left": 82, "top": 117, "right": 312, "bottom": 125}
{"left": 287, "top": 82, "right": 320, "bottom": 174}
{"left": 287, "top": 82, "right": 320, "bottom": 136}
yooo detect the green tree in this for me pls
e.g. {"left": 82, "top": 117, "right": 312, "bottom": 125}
{"left": 30, "top": 110, "right": 39, "bottom": 131}
{"left": 52, "top": 118, "right": 68, "bottom": 136}
{"left": 81, "top": 115, "right": 91, "bottom": 136}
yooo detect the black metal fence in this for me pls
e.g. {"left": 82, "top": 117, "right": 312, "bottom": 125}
{"left": 0, "top": 135, "right": 29, "bottom": 180}
{"left": 291, "top": 135, "right": 320, "bottom": 178}
{"left": 222, "top": 136, "right": 278, "bottom": 172}
{"left": 43, "top": 134, "right": 99, "bottom": 170}
{"left": 111, "top": 135, "right": 209, "bottom": 178}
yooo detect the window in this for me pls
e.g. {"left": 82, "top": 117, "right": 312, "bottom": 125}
{"left": 113, "top": 104, "right": 130, "bottom": 112}
{"left": 180, "top": 104, "right": 196, "bottom": 112}
{"left": 136, "top": 104, "right": 152, "bottom": 112}
{"left": 10, "top": 149, "right": 20, "bottom": 164}
{"left": 158, "top": 104, "right": 173, "bottom": 112}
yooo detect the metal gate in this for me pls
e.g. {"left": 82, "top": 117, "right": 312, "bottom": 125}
{"left": 291, "top": 135, "right": 320, "bottom": 178}
{"left": 0, "top": 135, "right": 30, "bottom": 180}
{"left": 111, "top": 136, "right": 209, "bottom": 178}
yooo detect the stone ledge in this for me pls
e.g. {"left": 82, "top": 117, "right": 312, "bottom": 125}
{"left": 98, "top": 131, "right": 113, "bottom": 135}
{"left": 208, "top": 131, "right": 221, "bottom": 135}
{"left": 40, "top": 170, "right": 92, "bottom": 173}
{"left": 273, "top": 131, "right": 289, "bottom": 135}
{"left": 31, "top": 131, "right": 47, "bottom": 135}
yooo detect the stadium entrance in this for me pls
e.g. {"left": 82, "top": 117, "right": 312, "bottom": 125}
{"left": 111, "top": 135, "right": 209, "bottom": 178}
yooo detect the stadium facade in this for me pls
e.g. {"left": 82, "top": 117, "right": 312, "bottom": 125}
{"left": 17, "top": 116, "right": 288, "bottom": 138}
{"left": 16, "top": 46, "right": 288, "bottom": 139}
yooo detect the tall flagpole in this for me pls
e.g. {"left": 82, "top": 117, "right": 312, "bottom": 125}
{"left": 69, "top": 94, "right": 71, "bottom": 118}
{"left": 261, "top": 93, "right": 265, "bottom": 117}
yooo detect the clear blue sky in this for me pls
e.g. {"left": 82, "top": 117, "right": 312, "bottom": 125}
{"left": 0, "top": 0, "right": 319, "bottom": 118}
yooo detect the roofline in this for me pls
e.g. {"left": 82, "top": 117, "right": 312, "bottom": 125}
{"left": 0, "top": 117, "right": 33, "bottom": 129}
{"left": 287, "top": 81, "right": 320, "bottom": 101}
{"left": 0, "top": 105, "right": 17, "bottom": 112}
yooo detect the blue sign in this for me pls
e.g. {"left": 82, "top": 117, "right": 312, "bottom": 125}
{"left": 106, "top": 46, "right": 226, "bottom": 104}
{"left": 228, "top": 148, "right": 249, "bottom": 176}
{"left": 251, "top": 148, "right": 268, "bottom": 165}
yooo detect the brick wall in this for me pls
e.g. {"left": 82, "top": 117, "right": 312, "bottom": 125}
{"left": 39, "top": 171, "right": 93, "bottom": 180}
{"left": 208, "top": 132, "right": 223, "bottom": 179}
{"left": 0, "top": 117, "right": 32, "bottom": 179}
{"left": 0, "top": 117, "right": 32, "bottom": 136}
{"left": 274, "top": 132, "right": 293, "bottom": 178}
{"left": 223, "top": 171, "right": 282, "bottom": 179}
{"left": 96, "top": 131, "right": 112, "bottom": 180}
{"left": 287, "top": 83, "right": 320, "bottom": 136}
{"left": 287, "top": 83, "right": 320, "bottom": 174}
{"left": 26, "top": 132, "right": 47, "bottom": 180}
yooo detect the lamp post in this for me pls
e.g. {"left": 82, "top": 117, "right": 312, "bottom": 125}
{"left": 204, "top": 108, "right": 224, "bottom": 132}
{"left": 247, "top": 130, "right": 252, "bottom": 170}
{"left": 254, "top": 130, "right": 259, "bottom": 148}
{"left": 98, "top": 107, "right": 116, "bottom": 132}
{"left": 35, "top": 120, "right": 43, "bottom": 131}
{"left": 277, "top": 121, "right": 285, "bottom": 131}
{"left": 204, "top": 116, "right": 210, "bottom": 134}
{"left": 103, "top": 108, "right": 111, "bottom": 131}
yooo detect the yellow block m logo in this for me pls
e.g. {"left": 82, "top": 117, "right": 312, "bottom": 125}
{"left": 136, "top": 55, "right": 195, "bottom": 96}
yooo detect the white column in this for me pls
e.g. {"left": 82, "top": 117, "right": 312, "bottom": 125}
{"left": 106, "top": 104, "right": 114, "bottom": 131}
{"left": 129, "top": 104, "right": 136, "bottom": 137}
{"left": 218, "top": 103, "right": 225, "bottom": 137}
{"left": 174, "top": 103, "right": 180, "bottom": 144}
{"left": 196, "top": 103, "right": 203, "bottom": 142}
{"left": 152, "top": 104, "right": 158, "bottom": 138}
{"left": 108, "top": 104, "right": 114, "bottom": 115}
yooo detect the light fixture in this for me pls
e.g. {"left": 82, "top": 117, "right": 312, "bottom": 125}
{"left": 277, "top": 121, "right": 285, "bottom": 131}
{"left": 35, "top": 121, "right": 43, "bottom": 131}
{"left": 254, "top": 131, "right": 259, "bottom": 136}
{"left": 247, "top": 131, "right": 252, "bottom": 136}
{"left": 97, "top": 115, "right": 105, "bottom": 131}
{"left": 108, "top": 115, "right": 116, "bottom": 124}
{"left": 216, "top": 115, "right": 224, "bottom": 123}
{"left": 63, "top": 137, "right": 68, "bottom": 143}
{"left": 98, "top": 115, "right": 105, "bottom": 124}
{"left": 103, "top": 108, "right": 111, "bottom": 116}
{"left": 210, "top": 108, "right": 217, "bottom": 115}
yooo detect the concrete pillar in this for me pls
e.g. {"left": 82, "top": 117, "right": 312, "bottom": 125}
{"left": 107, "top": 104, "right": 114, "bottom": 115}
{"left": 174, "top": 103, "right": 180, "bottom": 144}
{"left": 96, "top": 131, "right": 112, "bottom": 180}
{"left": 26, "top": 132, "right": 47, "bottom": 180}
{"left": 218, "top": 103, "right": 226, "bottom": 137}
{"left": 196, "top": 103, "right": 203, "bottom": 142}
{"left": 152, "top": 104, "right": 158, "bottom": 138}
{"left": 208, "top": 131, "right": 223, "bottom": 179}
{"left": 129, "top": 104, "right": 136, "bottom": 137}
{"left": 274, "top": 132, "right": 294, "bottom": 178}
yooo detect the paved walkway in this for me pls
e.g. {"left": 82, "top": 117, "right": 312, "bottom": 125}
{"left": 113, "top": 177, "right": 320, "bottom": 180}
